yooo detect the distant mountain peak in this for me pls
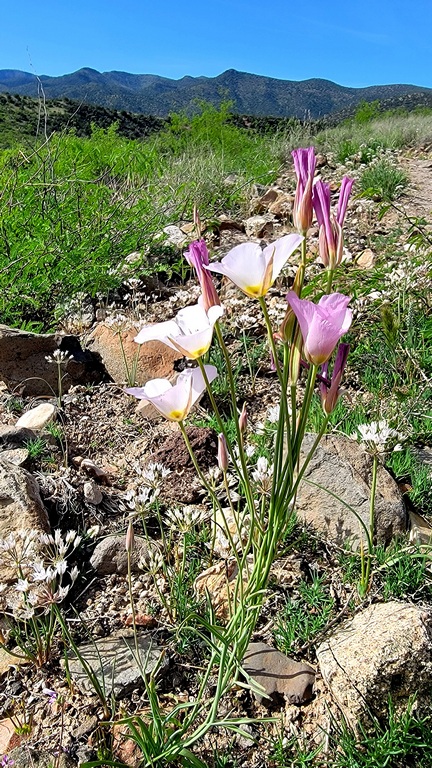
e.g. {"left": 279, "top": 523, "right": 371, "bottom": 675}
{"left": 0, "top": 67, "right": 429, "bottom": 118}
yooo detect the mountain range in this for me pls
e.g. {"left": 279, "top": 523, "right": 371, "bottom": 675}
{"left": 0, "top": 68, "right": 431, "bottom": 118}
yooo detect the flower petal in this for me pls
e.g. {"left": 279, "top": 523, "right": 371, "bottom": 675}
{"left": 263, "top": 234, "right": 303, "bottom": 282}
{"left": 134, "top": 320, "right": 180, "bottom": 348}
{"left": 204, "top": 243, "right": 266, "bottom": 297}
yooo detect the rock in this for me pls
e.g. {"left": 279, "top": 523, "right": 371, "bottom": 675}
{"left": 244, "top": 215, "right": 275, "bottom": 239}
{"left": 90, "top": 534, "right": 152, "bottom": 575}
{"left": 0, "top": 326, "right": 93, "bottom": 396}
{"left": 16, "top": 403, "right": 56, "bottom": 431}
{"left": 0, "top": 425, "right": 37, "bottom": 449}
{"left": 194, "top": 559, "right": 250, "bottom": 621}
{"left": 0, "top": 458, "right": 50, "bottom": 582}
{"left": 268, "top": 192, "right": 294, "bottom": 219}
{"left": 0, "top": 647, "right": 31, "bottom": 676}
{"left": 83, "top": 480, "right": 103, "bottom": 505}
{"left": 218, "top": 216, "right": 245, "bottom": 232}
{"left": 356, "top": 248, "right": 376, "bottom": 269}
{"left": 409, "top": 510, "right": 432, "bottom": 545}
{"left": 315, "top": 153, "right": 328, "bottom": 168}
{"left": 317, "top": 602, "right": 432, "bottom": 729}
{"left": 0, "top": 448, "right": 29, "bottom": 466}
{"left": 0, "top": 717, "right": 23, "bottom": 755}
{"left": 295, "top": 434, "right": 407, "bottom": 547}
{"left": 162, "top": 225, "right": 188, "bottom": 247}
{"left": 87, "top": 323, "right": 180, "bottom": 387}
{"left": 212, "top": 508, "right": 248, "bottom": 558}
{"left": 65, "top": 632, "right": 167, "bottom": 697}
{"left": 243, "top": 642, "right": 315, "bottom": 706}
{"left": 9, "top": 747, "right": 75, "bottom": 768}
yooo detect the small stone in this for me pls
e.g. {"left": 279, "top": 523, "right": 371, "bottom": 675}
{"left": 90, "top": 534, "right": 152, "bottom": 575}
{"left": 162, "top": 225, "right": 187, "bottom": 247}
{"left": 194, "top": 560, "right": 249, "bottom": 621}
{"left": 0, "top": 425, "right": 37, "bottom": 449}
{"left": 16, "top": 403, "right": 56, "bottom": 431}
{"left": 0, "top": 647, "right": 31, "bottom": 677}
{"left": 83, "top": 480, "right": 103, "bottom": 505}
{"left": 356, "top": 248, "right": 375, "bottom": 269}
{"left": 244, "top": 215, "right": 275, "bottom": 239}
{"left": 409, "top": 510, "right": 432, "bottom": 545}
{"left": 243, "top": 642, "right": 315, "bottom": 706}
{"left": 65, "top": 633, "right": 168, "bottom": 697}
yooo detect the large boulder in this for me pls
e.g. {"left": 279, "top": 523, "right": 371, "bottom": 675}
{"left": 296, "top": 434, "right": 407, "bottom": 547}
{"left": 0, "top": 325, "right": 97, "bottom": 396}
{"left": 87, "top": 323, "right": 181, "bottom": 386}
{"left": 317, "top": 602, "right": 432, "bottom": 729}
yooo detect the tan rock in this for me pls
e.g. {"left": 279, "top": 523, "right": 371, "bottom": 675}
{"left": 194, "top": 559, "right": 250, "bottom": 621}
{"left": 87, "top": 324, "right": 181, "bottom": 386}
{"left": 0, "top": 458, "right": 50, "bottom": 582}
{"left": 317, "top": 602, "right": 432, "bottom": 729}
{"left": 16, "top": 403, "right": 56, "bottom": 431}
{"left": 356, "top": 248, "right": 376, "bottom": 269}
{"left": 268, "top": 192, "right": 294, "bottom": 219}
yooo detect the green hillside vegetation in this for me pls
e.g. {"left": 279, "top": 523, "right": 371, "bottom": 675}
{"left": 0, "top": 101, "right": 431, "bottom": 330}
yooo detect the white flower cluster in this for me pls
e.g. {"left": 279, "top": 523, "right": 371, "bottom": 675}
{"left": 0, "top": 529, "right": 81, "bottom": 619}
{"left": 45, "top": 349, "right": 74, "bottom": 365}
{"left": 136, "top": 461, "right": 171, "bottom": 490}
{"left": 165, "top": 505, "right": 206, "bottom": 532}
{"left": 355, "top": 420, "right": 402, "bottom": 453}
{"left": 252, "top": 456, "right": 273, "bottom": 494}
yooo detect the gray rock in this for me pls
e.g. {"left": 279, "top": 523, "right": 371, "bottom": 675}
{"left": 0, "top": 458, "right": 50, "bottom": 582}
{"left": 317, "top": 602, "right": 432, "bottom": 729}
{"left": 83, "top": 480, "right": 103, "bottom": 506}
{"left": 0, "top": 448, "right": 29, "bottom": 466}
{"left": 244, "top": 214, "right": 275, "bottom": 239}
{"left": 65, "top": 633, "right": 167, "bottom": 697}
{"left": 296, "top": 434, "right": 407, "bottom": 547}
{"left": 90, "top": 534, "right": 151, "bottom": 575}
{"left": 0, "top": 425, "right": 37, "bottom": 449}
{"left": 243, "top": 641, "right": 315, "bottom": 706}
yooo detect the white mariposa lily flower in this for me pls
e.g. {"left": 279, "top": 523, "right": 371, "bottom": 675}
{"left": 204, "top": 234, "right": 303, "bottom": 298}
{"left": 126, "top": 365, "right": 218, "bottom": 421}
{"left": 134, "top": 304, "right": 223, "bottom": 359}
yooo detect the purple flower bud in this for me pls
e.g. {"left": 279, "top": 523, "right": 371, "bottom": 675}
{"left": 217, "top": 433, "right": 229, "bottom": 472}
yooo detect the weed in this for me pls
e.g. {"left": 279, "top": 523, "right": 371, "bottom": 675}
{"left": 375, "top": 541, "right": 431, "bottom": 600}
{"left": 358, "top": 158, "right": 408, "bottom": 202}
{"left": 273, "top": 572, "right": 335, "bottom": 655}
{"left": 331, "top": 697, "right": 432, "bottom": 768}
{"left": 25, "top": 436, "right": 48, "bottom": 460}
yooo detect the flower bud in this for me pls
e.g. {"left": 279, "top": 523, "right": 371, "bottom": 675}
{"left": 217, "top": 433, "right": 229, "bottom": 472}
{"left": 239, "top": 403, "right": 247, "bottom": 434}
{"left": 126, "top": 520, "right": 135, "bottom": 553}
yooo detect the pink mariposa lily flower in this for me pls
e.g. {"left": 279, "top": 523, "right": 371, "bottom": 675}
{"left": 312, "top": 177, "right": 354, "bottom": 269}
{"left": 134, "top": 304, "right": 223, "bottom": 359}
{"left": 292, "top": 147, "right": 316, "bottom": 234}
{"left": 184, "top": 239, "right": 221, "bottom": 311}
{"left": 319, "top": 342, "right": 350, "bottom": 414}
{"left": 204, "top": 234, "right": 303, "bottom": 299}
{"left": 126, "top": 365, "right": 218, "bottom": 421}
{"left": 287, "top": 292, "right": 352, "bottom": 365}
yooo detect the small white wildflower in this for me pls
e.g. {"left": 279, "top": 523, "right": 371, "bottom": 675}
{"left": 245, "top": 444, "right": 255, "bottom": 459}
{"left": 267, "top": 405, "right": 281, "bottom": 424}
{"left": 16, "top": 578, "right": 30, "bottom": 593}
{"left": 355, "top": 420, "right": 400, "bottom": 453}
{"left": 86, "top": 525, "right": 100, "bottom": 539}
{"left": 70, "top": 566, "right": 79, "bottom": 583}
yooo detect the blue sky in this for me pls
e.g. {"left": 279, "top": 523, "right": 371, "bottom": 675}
{"left": 1, "top": 0, "right": 431, "bottom": 88}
